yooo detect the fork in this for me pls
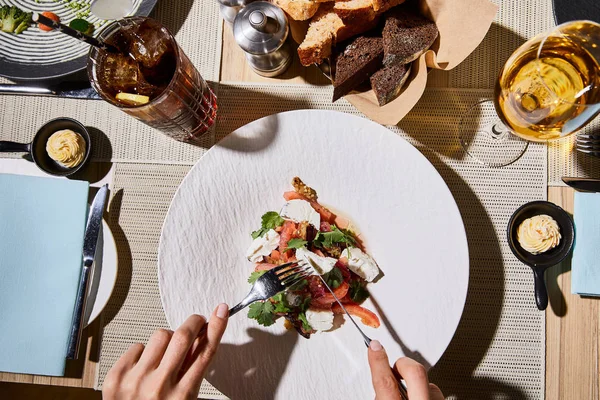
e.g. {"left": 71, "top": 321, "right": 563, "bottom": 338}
{"left": 228, "top": 261, "right": 312, "bottom": 316}
{"left": 576, "top": 133, "right": 600, "bottom": 157}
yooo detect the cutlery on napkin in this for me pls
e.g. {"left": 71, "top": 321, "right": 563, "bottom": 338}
{"left": 0, "top": 174, "right": 89, "bottom": 376}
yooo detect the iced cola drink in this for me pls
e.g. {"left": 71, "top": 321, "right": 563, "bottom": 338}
{"left": 88, "top": 17, "right": 217, "bottom": 143}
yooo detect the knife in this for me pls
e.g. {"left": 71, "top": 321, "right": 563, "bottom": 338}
{"left": 308, "top": 262, "right": 409, "bottom": 399}
{"left": 66, "top": 184, "right": 109, "bottom": 359}
{"left": 0, "top": 84, "right": 101, "bottom": 99}
{"left": 562, "top": 177, "right": 600, "bottom": 192}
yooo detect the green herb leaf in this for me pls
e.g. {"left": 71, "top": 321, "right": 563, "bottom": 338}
{"left": 299, "top": 296, "right": 312, "bottom": 312}
{"left": 251, "top": 211, "right": 285, "bottom": 239}
{"left": 248, "top": 270, "right": 267, "bottom": 284}
{"left": 313, "top": 226, "right": 357, "bottom": 248}
{"left": 323, "top": 267, "right": 343, "bottom": 289}
{"left": 298, "top": 312, "right": 312, "bottom": 331}
{"left": 285, "top": 238, "right": 308, "bottom": 251}
{"left": 271, "top": 293, "right": 291, "bottom": 313}
{"left": 288, "top": 279, "right": 308, "bottom": 291}
{"left": 248, "top": 301, "right": 276, "bottom": 326}
{"left": 350, "top": 280, "right": 370, "bottom": 304}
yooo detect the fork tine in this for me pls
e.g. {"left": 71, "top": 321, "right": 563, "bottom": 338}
{"left": 283, "top": 271, "right": 313, "bottom": 288}
{"left": 280, "top": 266, "right": 312, "bottom": 283}
{"left": 270, "top": 261, "right": 299, "bottom": 275}
{"left": 576, "top": 147, "right": 600, "bottom": 155}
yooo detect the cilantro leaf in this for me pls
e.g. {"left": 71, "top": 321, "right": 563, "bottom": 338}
{"left": 251, "top": 211, "right": 285, "bottom": 239}
{"left": 288, "top": 278, "right": 308, "bottom": 291}
{"left": 313, "top": 226, "right": 357, "bottom": 248}
{"left": 350, "top": 280, "right": 370, "bottom": 304}
{"left": 248, "top": 270, "right": 267, "bottom": 284}
{"left": 299, "top": 296, "right": 312, "bottom": 312}
{"left": 271, "top": 292, "right": 292, "bottom": 313}
{"left": 323, "top": 267, "right": 343, "bottom": 289}
{"left": 285, "top": 238, "right": 308, "bottom": 251}
{"left": 248, "top": 301, "right": 276, "bottom": 326}
{"left": 298, "top": 312, "right": 312, "bottom": 331}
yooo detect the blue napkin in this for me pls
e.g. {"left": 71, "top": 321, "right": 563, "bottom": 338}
{"left": 572, "top": 192, "right": 600, "bottom": 297}
{"left": 0, "top": 174, "right": 89, "bottom": 376}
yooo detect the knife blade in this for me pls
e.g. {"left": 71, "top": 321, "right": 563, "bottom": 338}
{"left": 562, "top": 177, "right": 600, "bottom": 192}
{"left": 307, "top": 262, "right": 409, "bottom": 399}
{"left": 0, "top": 84, "right": 101, "bottom": 99}
{"left": 66, "top": 184, "right": 109, "bottom": 359}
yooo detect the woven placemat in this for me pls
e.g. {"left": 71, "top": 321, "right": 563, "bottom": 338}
{"left": 0, "top": 0, "right": 222, "bottom": 164}
{"left": 97, "top": 85, "right": 547, "bottom": 399}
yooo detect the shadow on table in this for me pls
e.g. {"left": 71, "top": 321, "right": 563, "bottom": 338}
{"left": 100, "top": 189, "right": 134, "bottom": 329}
{"left": 398, "top": 23, "right": 527, "bottom": 163}
{"left": 413, "top": 150, "right": 522, "bottom": 399}
{"left": 206, "top": 329, "right": 298, "bottom": 400}
{"left": 151, "top": 0, "right": 195, "bottom": 36}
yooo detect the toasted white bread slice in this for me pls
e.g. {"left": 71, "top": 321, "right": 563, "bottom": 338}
{"left": 273, "top": 0, "right": 320, "bottom": 21}
{"left": 298, "top": 4, "right": 379, "bottom": 65}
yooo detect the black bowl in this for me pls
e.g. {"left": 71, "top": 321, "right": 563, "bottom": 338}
{"left": 31, "top": 118, "right": 92, "bottom": 177}
{"left": 507, "top": 201, "right": 575, "bottom": 310}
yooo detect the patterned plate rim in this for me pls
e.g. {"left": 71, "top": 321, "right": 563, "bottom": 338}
{"left": 0, "top": 0, "right": 158, "bottom": 81}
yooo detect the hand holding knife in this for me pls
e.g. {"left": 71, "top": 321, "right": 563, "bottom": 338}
{"left": 309, "top": 262, "right": 410, "bottom": 400}
{"left": 66, "top": 184, "right": 109, "bottom": 359}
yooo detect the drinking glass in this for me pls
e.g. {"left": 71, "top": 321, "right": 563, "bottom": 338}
{"left": 88, "top": 17, "right": 217, "bottom": 144}
{"left": 460, "top": 20, "right": 600, "bottom": 167}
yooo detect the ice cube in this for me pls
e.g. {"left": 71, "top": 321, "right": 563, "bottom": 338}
{"left": 100, "top": 53, "right": 158, "bottom": 97}
{"left": 129, "top": 20, "right": 172, "bottom": 69}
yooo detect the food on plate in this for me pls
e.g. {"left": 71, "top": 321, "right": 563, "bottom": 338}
{"left": 69, "top": 18, "right": 94, "bottom": 35}
{"left": 517, "top": 214, "right": 561, "bottom": 255}
{"left": 39, "top": 11, "right": 60, "bottom": 32}
{"left": 245, "top": 177, "right": 381, "bottom": 338}
{"left": 332, "top": 35, "right": 384, "bottom": 102}
{"left": 46, "top": 129, "right": 86, "bottom": 168}
{"left": 370, "top": 63, "right": 411, "bottom": 105}
{"left": 0, "top": 6, "right": 32, "bottom": 35}
{"left": 381, "top": 7, "right": 439, "bottom": 67}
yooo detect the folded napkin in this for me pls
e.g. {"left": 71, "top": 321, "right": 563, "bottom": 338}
{"left": 572, "top": 192, "right": 600, "bottom": 297}
{"left": 0, "top": 174, "right": 89, "bottom": 376}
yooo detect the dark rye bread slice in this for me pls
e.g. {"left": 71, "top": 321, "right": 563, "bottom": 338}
{"left": 332, "top": 36, "right": 384, "bottom": 102}
{"left": 370, "top": 63, "right": 411, "bottom": 106}
{"left": 382, "top": 8, "right": 438, "bottom": 67}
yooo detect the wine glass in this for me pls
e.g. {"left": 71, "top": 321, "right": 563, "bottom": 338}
{"left": 460, "top": 20, "right": 600, "bottom": 167}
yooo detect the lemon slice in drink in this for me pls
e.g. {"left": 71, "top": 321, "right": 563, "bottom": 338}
{"left": 116, "top": 93, "right": 150, "bottom": 106}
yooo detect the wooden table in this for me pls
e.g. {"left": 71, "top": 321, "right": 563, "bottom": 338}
{"left": 1, "top": 24, "right": 599, "bottom": 400}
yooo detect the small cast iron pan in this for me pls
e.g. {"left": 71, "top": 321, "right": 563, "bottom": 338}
{"left": 0, "top": 117, "right": 91, "bottom": 176}
{"left": 507, "top": 201, "right": 575, "bottom": 310}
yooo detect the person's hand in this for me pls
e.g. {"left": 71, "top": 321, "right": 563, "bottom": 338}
{"left": 103, "top": 304, "right": 229, "bottom": 400}
{"left": 368, "top": 340, "right": 444, "bottom": 400}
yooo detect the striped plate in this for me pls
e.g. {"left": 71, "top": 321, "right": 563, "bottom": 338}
{"left": 0, "top": 0, "right": 157, "bottom": 81}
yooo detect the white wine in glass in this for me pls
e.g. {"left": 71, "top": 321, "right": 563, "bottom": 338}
{"left": 461, "top": 20, "right": 600, "bottom": 167}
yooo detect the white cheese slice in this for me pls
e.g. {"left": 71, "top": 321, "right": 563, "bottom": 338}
{"left": 305, "top": 308, "right": 334, "bottom": 331}
{"left": 341, "top": 247, "right": 380, "bottom": 282}
{"left": 296, "top": 247, "right": 337, "bottom": 275}
{"left": 285, "top": 292, "right": 301, "bottom": 307}
{"left": 246, "top": 229, "right": 280, "bottom": 262}
{"left": 280, "top": 199, "right": 320, "bottom": 228}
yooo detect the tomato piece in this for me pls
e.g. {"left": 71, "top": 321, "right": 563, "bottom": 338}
{"left": 311, "top": 281, "right": 349, "bottom": 307}
{"left": 270, "top": 250, "right": 281, "bottom": 261}
{"left": 278, "top": 220, "right": 297, "bottom": 253}
{"left": 332, "top": 303, "right": 380, "bottom": 328}
{"left": 39, "top": 12, "right": 60, "bottom": 31}
{"left": 320, "top": 221, "right": 332, "bottom": 232}
{"left": 283, "top": 191, "right": 334, "bottom": 223}
{"left": 254, "top": 263, "right": 277, "bottom": 272}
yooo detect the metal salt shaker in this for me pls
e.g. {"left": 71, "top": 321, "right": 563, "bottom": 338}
{"left": 233, "top": 2, "right": 292, "bottom": 77}
{"left": 218, "top": 0, "right": 255, "bottom": 25}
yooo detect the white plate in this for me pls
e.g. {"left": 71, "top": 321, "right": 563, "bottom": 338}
{"left": 84, "top": 219, "right": 118, "bottom": 327}
{"left": 158, "top": 110, "right": 469, "bottom": 400}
